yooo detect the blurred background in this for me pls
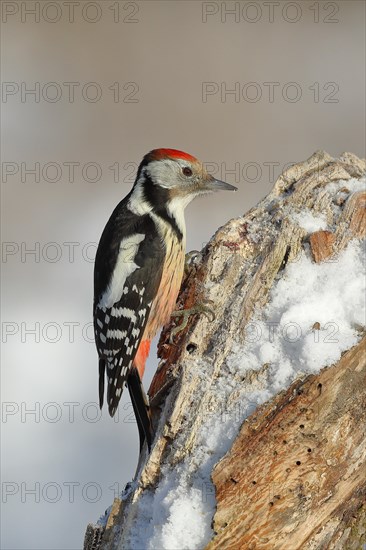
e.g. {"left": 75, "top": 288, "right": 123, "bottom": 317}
{"left": 1, "top": 1, "right": 365, "bottom": 548}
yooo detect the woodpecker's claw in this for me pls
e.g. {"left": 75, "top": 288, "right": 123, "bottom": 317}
{"left": 169, "top": 300, "right": 215, "bottom": 344}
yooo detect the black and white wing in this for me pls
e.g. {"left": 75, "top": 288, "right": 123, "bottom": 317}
{"left": 93, "top": 201, "right": 164, "bottom": 416}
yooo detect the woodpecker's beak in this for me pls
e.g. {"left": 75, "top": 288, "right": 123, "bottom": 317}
{"left": 204, "top": 176, "right": 237, "bottom": 192}
{"left": 213, "top": 178, "right": 237, "bottom": 191}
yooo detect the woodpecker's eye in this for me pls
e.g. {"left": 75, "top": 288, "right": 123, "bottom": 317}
{"left": 182, "top": 167, "right": 193, "bottom": 177}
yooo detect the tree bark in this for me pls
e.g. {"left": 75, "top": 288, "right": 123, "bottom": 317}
{"left": 207, "top": 336, "right": 366, "bottom": 550}
{"left": 84, "top": 151, "right": 366, "bottom": 550}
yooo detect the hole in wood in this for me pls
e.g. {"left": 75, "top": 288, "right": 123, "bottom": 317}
{"left": 186, "top": 343, "right": 197, "bottom": 354}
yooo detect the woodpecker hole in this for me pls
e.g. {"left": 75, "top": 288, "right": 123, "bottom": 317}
{"left": 307, "top": 448, "right": 312, "bottom": 453}
{"left": 252, "top": 480, "right": 257, "bottom": 485}
{"left": 296, "top": 460, "right": 301, "bottom": 466}
{"left": 299, "top": 424, "right": 305, "bottom": 429}
{"left": 269, "top": 501, "right": 274, "bottom": 507}
{"left": 186, "top": 343, "right": 197, "bottom": 354}
{"left": 283, "top": 440, "right": 287, "bottom": 444}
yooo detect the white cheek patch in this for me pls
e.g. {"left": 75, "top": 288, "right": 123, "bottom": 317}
{"left": 99, "top": 234, "right": 145, "bottom": 308}
{"left": 146, "top": 159, "right": 181, "bottom": 189}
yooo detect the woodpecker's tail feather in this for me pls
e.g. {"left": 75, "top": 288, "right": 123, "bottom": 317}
{"left": 99, "top": 357, "right": 152, "bottom": 452}
{"left": 99, "top": 359, "right": 105, "bottom": 409}
{"left": 127, "top": 366, "right": 153, "bottom": 452}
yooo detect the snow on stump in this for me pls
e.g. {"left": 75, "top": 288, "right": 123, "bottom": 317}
{"left": 84, "top": 151, "right": 366, "bottom": 550}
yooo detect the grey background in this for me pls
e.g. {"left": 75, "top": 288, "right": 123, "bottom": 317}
{"left": 1, "top": 1, "right": 365, "bottom": 548}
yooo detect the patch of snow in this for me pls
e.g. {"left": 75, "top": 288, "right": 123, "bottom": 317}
{"left": 124, "top": 238, "right": 365, "bottom": 550}
{"left": 230, "top": 240, "right": 365, "bottom": 389}
{"left": 291, "top": 210, "right": 328, "bottom": 232}
{"left": 326, "top": 175, "right": 365, "bottom": 196}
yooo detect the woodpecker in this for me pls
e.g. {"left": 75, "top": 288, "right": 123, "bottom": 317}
{"left": 93, "top": 148, "right": 236, "bottom": 451}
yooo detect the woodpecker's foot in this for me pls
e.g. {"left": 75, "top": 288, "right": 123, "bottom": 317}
{"left": 169, "top": 300, "right": 215, "bottom": 344}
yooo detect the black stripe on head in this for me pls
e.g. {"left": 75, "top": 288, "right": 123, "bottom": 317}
{"left": 141, "top": 174, "right": 183, "bottom": 242}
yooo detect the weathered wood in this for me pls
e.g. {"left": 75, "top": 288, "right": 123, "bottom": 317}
{"left": 83, "top": 151, "right": 366, "bottom": 550}
{"left": 310, "top": 230, "right": 335, "bottom": 262}
{"left": 207, "top": 336, "right": 366, "bottom": 550}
